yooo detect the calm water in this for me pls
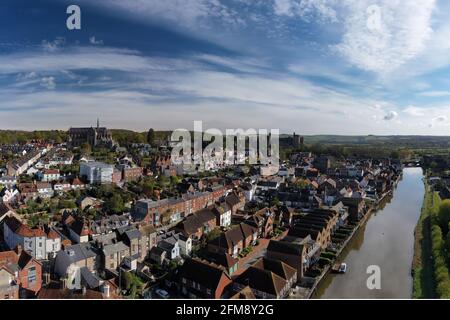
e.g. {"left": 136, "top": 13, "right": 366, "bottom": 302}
{"left": 314, "top": 168, "right": 425, "bottom": 299}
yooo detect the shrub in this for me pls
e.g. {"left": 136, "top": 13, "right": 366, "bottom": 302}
{"left": 430, "top": 224, "right": 450, "bottom": 298}
{"left": 438, "top": 200, "right": 450, "bottom": 234}
{"left": 321, "top": 252, "right": 336, "bottom": 260}
{"left": 318, "top": 257, "right": 331, "bottom": 268}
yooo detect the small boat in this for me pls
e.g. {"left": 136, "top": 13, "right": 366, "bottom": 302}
{"left": 332, "top": 262, "right": 347, "bottom": 274}
{"left": 338, "top": 263, "right": 347, "bottom": 273}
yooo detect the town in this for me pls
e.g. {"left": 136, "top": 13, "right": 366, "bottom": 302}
{"left": 0, "top": 121, "right": 410, "bottom": 299}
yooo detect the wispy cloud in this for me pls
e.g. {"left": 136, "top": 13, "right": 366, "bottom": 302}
{"left": 89, "top": 36, "right": 104, "bottom": 45}
{"left": 41, "top": 37, "right": 66, "bottom": 52}
{"left": 40, "top": 76, "right": 56, "bottom": 90}
{"left": 273, "top": 0, "right": 338, "bottom": 22}
{"left": 383, "top": 110, "right": 398, "bottom": 121}
{"left": 419, "top": 90, "right": 450, "bottom": 97}
{"left": 335, "top": 0, "right": 436, "bottom": 74}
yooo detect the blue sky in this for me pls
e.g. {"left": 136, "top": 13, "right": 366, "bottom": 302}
{"left": 2, "top": 0, "right": 450, "bottom": 134}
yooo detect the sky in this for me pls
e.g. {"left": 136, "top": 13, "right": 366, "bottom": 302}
{"left": 2, "top": 0, "right": 450, "bottom": 135}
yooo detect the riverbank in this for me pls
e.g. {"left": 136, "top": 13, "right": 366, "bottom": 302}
{"left": 304, "top": 178, "right": 398, "bottom": 299}
{"left": 312, "top": 168, "right": 424, "bottom": 299}
{"left": 411, "top": 181, "right": 437, "bottom": 298}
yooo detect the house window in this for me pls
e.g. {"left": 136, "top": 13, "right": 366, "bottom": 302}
{"left": 28, "top": 266, "right": 36, "bottom": 284}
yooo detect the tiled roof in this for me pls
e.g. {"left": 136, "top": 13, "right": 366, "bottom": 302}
{"left": 179, "top": 258, "right": 230, "bottom": 290}
{"left": 252, "top": 257, "right": 297, "bottom": 282}
{"left": 234, "top": 266, "right": 287, "bottom": 296}
{"left": 4, "top": 216, "right": 46, "bottom": 237}
{"left": 267, "top": 240, "right": 304, "bottom": 256}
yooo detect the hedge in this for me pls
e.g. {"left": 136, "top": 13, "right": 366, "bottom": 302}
{"left": 431, "top": 223, "right": 450, "bottom": 298}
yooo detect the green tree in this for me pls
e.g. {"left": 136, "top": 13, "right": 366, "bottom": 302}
{"left": 147, "top": 128, "right": 155, "bottom": 146}
{"left": 438, "top": 200, "right": 450, "bottom": 234}
{"left": 120, "top": 271, "right": 132, "bottom": 290}
{"left": 81, "top": 142, "right": 92, "bottom": 155}
{"left": 104, "top": 194, "right": 124, "bottom": 215}
{"left": 206, "top": 228, "right": 222, "bottom": 243}
{"left": 270, "top": 197, "right": 280, "bottom": 207}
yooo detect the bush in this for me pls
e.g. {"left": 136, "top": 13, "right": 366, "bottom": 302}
{"left": 318, "top": 257, "right": 331, "bottom": 268}
{"left": 120, "top": 271, "right": 133, "bottom": 290}
{"left": 430, "top": 224, "right": 450, "bottom": 298}
{"left": 321, "top": 252, "right": 337, "bottom": 260}
{"left": 438, "top": 200, "right": 450, "bottom": 234}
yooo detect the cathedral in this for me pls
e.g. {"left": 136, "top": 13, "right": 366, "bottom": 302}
{"left": 68, "top": 119, "right": 113, "bottom": 147}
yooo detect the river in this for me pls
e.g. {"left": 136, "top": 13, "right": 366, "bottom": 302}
{"left": 314, "top": 167, "right": 425, "bottom": 299}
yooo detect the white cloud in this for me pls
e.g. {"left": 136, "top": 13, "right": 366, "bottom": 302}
{"left": 403, "top": 106, "right": 425, "bottom": 117}
{"left": 273, "top": 0, "right": 338, "bottom": 22}
{"left": 41, "top": 37, "right": 66, "bottom": 52}
{"left": 0, "top": 47, "right": 183, "bottom": 74}
{"left": 383, "top": 110, "right": 398, "bottom": 121}
{"left": 0, "top": 44, "right": 400, "bottom": 133}
{"left": 419, "top": 91, "right": 450, "bottom": 97}
{"left": 335, "top": 0, "right": 436, "bottom": 74}
{"left": 432, "top": 115, "right": 448, "bottom": 124}
{"left": 17, "top": 72, "right": 38, "bottom": 80}
{"left": 40, "top": 77, "right": 56, "bottom": 90}
{"left": 89, "top": 36, "right": 104, "bottom": 45}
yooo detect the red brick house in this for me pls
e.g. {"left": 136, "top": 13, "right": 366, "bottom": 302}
{"left": 132, "top": 188, "right": 228, "bottom": 226}
{"left": 207, "top": 222, "right": 258, "bottom": 258}
{"left": 244, "top": 208, "right": 274, "bottom": 238}
{"left": 174, "top": 208, "right": 217, "bottom": 240}
{"left": 123, "top": 167, "right": 143, "bottom": 182}
{"left": 179, "top": 258, "right": 232, "bottom": 299}
{"left": 0, "top": 246, "right": 43, "bottom": 298}
{"left": 225, "top": 192, "right": 245, "bottom": 214}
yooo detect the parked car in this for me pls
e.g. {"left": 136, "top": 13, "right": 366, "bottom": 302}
{"left": 155, "top": 288, "right": 170, "bottom": 299}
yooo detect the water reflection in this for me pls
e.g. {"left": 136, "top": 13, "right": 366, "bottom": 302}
{"left": 314, "top": 168, "right": 424, "bottom": 299}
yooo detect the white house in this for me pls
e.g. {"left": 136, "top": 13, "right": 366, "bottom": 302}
{"left": 54, "top": 180, "right": 71, "bottom": 193}
{"left": 0, "top": 187, "right": 19, "bottom": 203}
{"left": 45, "top": 228, "right": 62, "bottom": 260}
{"left": 3, "top": 216, "right": 47, "bottom": 260}
{"left": 213, "top": 203, "right": 232, "bottom": 228}
{"left": 156, "top": 231, "right": 182, "bottom": 260}
{"left": 36, "top": 182, "right": 54, "bottom": 198}
{"left": 38, "top": 169, "right": 60, "bottom": 182}
{"left": 0, "top": 176, "right": 17, "bottom": 187}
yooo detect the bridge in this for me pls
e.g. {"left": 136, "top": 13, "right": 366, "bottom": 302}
{"left": 402, "top": 159, "right": 421, "bottom": 167}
